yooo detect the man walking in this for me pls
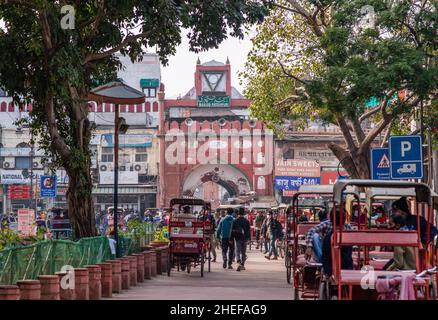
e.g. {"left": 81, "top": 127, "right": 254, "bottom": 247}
{"left": 265, "top": 212, "right": 283, "bottom": 260}
{"left": 254, "top": 211, "right": 264, "bottom": 249}
{"left": 216, "top": 208, "right": 235, "bottom": 269}
{"left": 231, "top": 208, "right": 251, "bottom": 271}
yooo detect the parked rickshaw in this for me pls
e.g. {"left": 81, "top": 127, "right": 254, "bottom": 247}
{"left": 289, "top": 185, "right": 359, "bottom": 299}
{"left": 327, "top": 180, "right": 437, "bottom": 300}
{"left": 167, "top": 198, "right": 209, "bottom": 277}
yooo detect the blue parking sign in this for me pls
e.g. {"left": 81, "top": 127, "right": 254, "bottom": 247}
{"left": 40, "top": 175, "right": 57, "bottom": 198}
{"left": 371, "top": 148, "right": 391, "bottom": 180}
{"left": 389, "top": 135, "right": 423, "bottom": 179}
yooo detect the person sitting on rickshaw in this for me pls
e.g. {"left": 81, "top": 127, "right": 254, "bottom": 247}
{"left": 305, "top": 209, "right": 352, "bottom": 263}
{"left": 391, "top": 197, "right": 438, "bottom": 244}
{"left": 298, "top": 211, "right": 309, "bottom": 222}
{"left": 321, "top": 209, "right": 353, "bottom": 276}
{"left": 383, "top": 214, "right": 416, "bottom": 271}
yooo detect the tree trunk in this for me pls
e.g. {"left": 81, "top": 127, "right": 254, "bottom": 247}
{"left": 66, "top": 167, "right": 97, "bottom": 239}
{"left": 328, "top": 142, "right": 370, "bottom": 179}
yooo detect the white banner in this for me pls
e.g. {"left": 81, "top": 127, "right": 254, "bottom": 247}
{"left": 99, "top": 171, "right": 138, "bottom": 185}
{"left": 0, "top": 170, "right": 44, "bottom": 185}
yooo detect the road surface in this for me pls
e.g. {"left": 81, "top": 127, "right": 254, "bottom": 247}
{"left": 110, "top": 246, "right": 293, "bottom": 300}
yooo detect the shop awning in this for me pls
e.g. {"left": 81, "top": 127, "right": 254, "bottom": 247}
{"left": 92, "top": 185, "right": 157, "bottom": 194}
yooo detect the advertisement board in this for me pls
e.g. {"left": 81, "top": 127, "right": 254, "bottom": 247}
{"left": 274, "top": 159, "right": 320, "bottom": 177}
{"left": 99, "top": 171, "right": 139, "bottom": 185}
{"left": 101, "top": 134, "right": 153, "bottom": 148}
{"left": 17, "top": 209, "right": 35, "bottom": 237}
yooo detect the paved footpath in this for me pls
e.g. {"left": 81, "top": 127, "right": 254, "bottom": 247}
{"left": 110, "top": 246, "right": 293, "bottom": 300}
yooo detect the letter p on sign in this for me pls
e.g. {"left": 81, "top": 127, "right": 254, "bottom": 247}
{"left": 401, "top": 141, "right": 411, "bottom": 157}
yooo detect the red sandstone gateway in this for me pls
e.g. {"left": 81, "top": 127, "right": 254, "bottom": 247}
{"left": 167, "top": 198, "right": 209, "bottom": 277}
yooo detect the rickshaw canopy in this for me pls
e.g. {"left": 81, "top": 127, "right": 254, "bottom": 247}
{"left": 333, "top": 180, "right": 432, "bottom": 204}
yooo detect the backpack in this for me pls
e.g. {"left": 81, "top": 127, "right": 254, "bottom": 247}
{"left": 232, "top": 219, "right": 245, "bottom": 240}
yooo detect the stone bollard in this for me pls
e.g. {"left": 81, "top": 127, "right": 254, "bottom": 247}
{"left": 85, "top": 265, "right": 102, "bottom": 300}
{"left": 107, "top": 260, "right": 122, "bottom": 293}
{"left": 97, "top": 263, "right": 112, "bottom": 298}
{"left": 0, "top": 285, "right": 20, "bottom": 300}
{"left": 150, "top": 251, "right": 157, "bottom": 277}
{"left": 132, "top": 253, "right": 145, "bottom": 283}
{"left": 143, "top": 251, "right": 152, "bottom": 279}
{"left": 55, "top": 271, "right": 76, "bottom": 300}
{"left": 38, "top": 275, "right": 60, "bottom": 300}
{"left": 128, "top": 256, "right": 138, "bottom": 286}
{"left": 154, "top": 248, "right": 162, "bottom": 274}
{"left": 17, "top": 280, "right": 41, "bottom": 300}
{"left": 74, "top": 268, "right": 89, "bottom": 300}
{"left": 118, "top": 258, "right": 130, "bottom": 289}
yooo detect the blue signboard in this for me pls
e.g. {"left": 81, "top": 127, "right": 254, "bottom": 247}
{"left": 274, "top": 176, "right": 320, "bottom": 190}
{"left": 40, "top": 175, "right": 57, "bottom": 198}
{"left": 371, "top": 148, "right": 391, "bottom": 180}
{"left": 389, "top": 135, "right": 423, "bottom": 179}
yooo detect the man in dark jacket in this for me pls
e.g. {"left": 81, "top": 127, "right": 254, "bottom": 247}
{"left": 392, "top": 197, "right": 438, "bottom": 244}
{"left": 231, "top": 207, "right": 251, "bottom": 271}
{"left": 216, "top": 208, "right": 235, "bottom": 269}
{"left": 265, "top": 212, "right": 283, "bottom": 260}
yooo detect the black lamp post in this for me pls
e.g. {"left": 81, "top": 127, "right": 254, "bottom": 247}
{"left": 89, "top": 80, "right": 145, "bottom": 257}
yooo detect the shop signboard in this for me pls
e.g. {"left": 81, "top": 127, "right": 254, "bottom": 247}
{"left": 0, "top": 170, "right": 44, "bottom": 185}
{"left": 17, "top": 209, "right": 35, "bottom": 237}
{"left": 101, "top": 134, "right": 153, "bottom": 148}
{"left": 99, "top": 171, "right": 139, "bottom": 185}
{"left": 275, "top": 159, "right": 320, "bottom": 177}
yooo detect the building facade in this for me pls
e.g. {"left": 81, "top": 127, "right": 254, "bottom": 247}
{"left": 158, "top": 59, "right": 274, "bottom": 209}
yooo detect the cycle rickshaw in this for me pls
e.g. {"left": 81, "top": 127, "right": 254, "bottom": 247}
{"left": 325, "top": 180, "right": 437, "bottom": 300}
{"left": 167, "top": 198, "right": 209, "bottom": 277}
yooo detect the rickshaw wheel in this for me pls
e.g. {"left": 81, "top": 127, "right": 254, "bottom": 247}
{"left": 293, "top": 287, "right": 300, "bottom": 300}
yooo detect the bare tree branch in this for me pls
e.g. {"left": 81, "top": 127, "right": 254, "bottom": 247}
{"left": 359, "top": 106, "right": 380, "bottom": 122}
{"left": 337, "top": 116, "right": 358, "bottom": 151}
{"left": 277, "top": 60, "right": 308, "bottom": 85}
{"left": 349, "top": 117, "right": 366, "bottom": 144}
{"left": 84, "top": 31, "right": 151, "bottom": 64}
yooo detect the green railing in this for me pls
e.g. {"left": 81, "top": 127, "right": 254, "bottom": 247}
{"left": 0, "top": 236, "right": 110, "bottom": 285}
{"left": 0, "top": 222, "right": 160, "bottom": 285}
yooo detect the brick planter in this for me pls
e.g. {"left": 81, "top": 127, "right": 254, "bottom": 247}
{"left": 17, "top": 280, "right": 41, "bottom": 300}
{"left": 143, "top": 251, "right": 152, "bottom": 279}
{"left": 0, "top": 285, "right": 20, "bottom": 300}
{"left": 74, "top": 268, "right": 89, "bottom": 300}
{"left": 55, "top": 271, "right": 76, "bottom": 300}
{"left": 85, "top": 265, "right": 102, "bottom": 300}
{"left": 107, "top": 260, "right": 122, "bottom": 293}
{"left": 38, "top": 275, "right": 60, "bottom": 300}
{"left": 97, "top": 263, "right": 112, "bottom": 298}
{"left": 132, "top": 253, "right": 145, "bottom": 283}
{"left": 128, "top": 256, "right": 138, "bottom": 286}
{"left": 118, "top": 258, "right": 131, "bottom": 289}
{"left": 150, "top": 251, "right": 157, "bottom": 277}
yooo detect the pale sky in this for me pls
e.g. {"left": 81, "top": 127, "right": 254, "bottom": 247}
{"left": 160, "top": 29, "right": 256, "bottom": 98}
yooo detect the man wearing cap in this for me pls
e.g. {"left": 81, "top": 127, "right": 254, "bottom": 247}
{"left": 391, "top": 197, "right": 437, "bottom": 244}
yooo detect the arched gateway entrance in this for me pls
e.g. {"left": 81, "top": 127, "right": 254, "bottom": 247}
{"left": 182, "top": 164, "right": 251, "bottom": 209}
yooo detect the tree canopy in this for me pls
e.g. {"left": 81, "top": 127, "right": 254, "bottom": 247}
{"left": 0, "top": 0, "right": 271, "bottom": 238}
{"left": 242, "top": 0, "right": 438, "bottom": 178}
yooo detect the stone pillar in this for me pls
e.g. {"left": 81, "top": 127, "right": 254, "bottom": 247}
{"left": 107, "top": 260, "right": 122, "bottom": 293}
{"left": 55, "top": 271, "right": 76, "bottom": 300}
{"left": 118, "top": 257, "right": 130, "bottom": 289}
{"left": 132, "top": 253, "right": 145, "bottom": 283}
{"left": 0, "top": 285, "right": 20, "bottom": 300}
{"left": 143, "top": 251, "right": 152, "bottom": 279}
{"left": 38, "top": 275, "right": 60, "bottom": 300}
{"left": 97, "top": 263, "right": 112, "bottom": 298}
{"left": 128, "top": 256, "right": 138, "bottom": 286}
{"left": 85, "top": 265, "right": 102, "bottom": 300}
{"left": 74, "top": 268, "right": 89, "bottom": 300}
{"left": 17, "top": 280, "right": 41, "bottom": 300}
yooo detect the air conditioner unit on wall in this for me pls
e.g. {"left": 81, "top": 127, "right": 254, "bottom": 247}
{"left": 3, "top": 162, "right": 12, "bottom": 169}
{"left": 99, "top": 163, "right": 114, "bottom": 172}
{"left": 33, "top": 162, "right": 39, "bottom": 169}
{"left": 133, "top": 163, "right": 148, "bottom": 174}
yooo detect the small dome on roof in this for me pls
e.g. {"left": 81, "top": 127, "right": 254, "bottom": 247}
{"left": 201, "top": 60, "right": 225, "bottom": 67}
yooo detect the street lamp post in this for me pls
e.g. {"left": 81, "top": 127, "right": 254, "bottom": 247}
{"left": 89, "top": 79, "right": 145, "bottom": 258}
